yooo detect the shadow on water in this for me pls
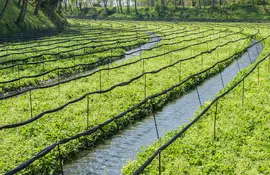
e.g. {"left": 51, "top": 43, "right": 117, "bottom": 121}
{"left": 62, "top": 40, "right": 263, "bottom": 175}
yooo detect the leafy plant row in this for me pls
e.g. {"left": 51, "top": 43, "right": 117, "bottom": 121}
{"left": 0, "top": 23, "right": 183, "bottom": 68}
{"left": 0, "top": 24, "right": 192, "bottom": 71}
{"left": 0, "top": 24, "right": 150, "bottom": 64}
{"left": 0, "top": 21, "right": 175, "bottom": 52}
{"left": 0, "top": 20, "right": 178, "bottom": 63}
{"left": 0, "top": 22, "right": 253, "bottom": 174}
{"left": 0, "top": 25, "right": 217, "bottom": 93}
{"left": 0, "top": 25, "right": 240, "bottom": 98}
{"left": 0, "top": 29, "right": 260, "bottom": 130}
{"left": 2, "top": 25, "right": 256, "bottom": 175}
{"left": 0, "top": 20, "right": 138, "bottom": 46}
{"left": 124, "top": 45, "right": 270, "bottom": 175}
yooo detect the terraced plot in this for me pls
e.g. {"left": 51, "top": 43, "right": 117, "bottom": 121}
{"left": 122, "top": 24, "right": 270, "bottom": 175}
{"left": 1, "top": 20, "right": 269, "bottom": 174}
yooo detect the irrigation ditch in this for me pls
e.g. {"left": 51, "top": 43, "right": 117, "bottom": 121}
{"left": 61, "top": 40, "right": 263, "bottom": 175}
{"left": 2, "top": 23, "right": 264, "bottom": 175}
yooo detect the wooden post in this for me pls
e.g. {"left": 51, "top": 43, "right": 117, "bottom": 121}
{"left": 236, "top": 59, "right": 241, "bottom": 71}
{"left": 86, "top": 96, "right": 89, "bottom": 129}
{"left": 218, "top": 65, "right": 225, "bottom": 88}
{"left": 29, "top": 90, "right": 33, "bottom": 118}
{"left": 214, "top": 100, "right": 218, "bottom": 140}
{"left": 196, "top": 87, "right": 202, "bottom": 106}
{"left": 242, "top": 79, "right": 245, "bottom": 106}
{"left": 57, "top": 144, "right": 64, "bottom": 175}
{"left": 257, "top": 65, "right": 260, "bottom": 86}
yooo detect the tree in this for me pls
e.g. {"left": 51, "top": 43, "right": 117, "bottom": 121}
{"left": 115, "top": 0, "right": 118, "bottom": 12}
{"left": 69, "top": 0, "right": 73, "bottom": 12}
{"left": 198, "top": 0, "right": 201, "bottom": 8}
{"left": 0, "top": 0, "right": 9, "bottom": 20}
{"left": 161, "top": 0, "right": 165, "bottom": 14}
{"left": 178, "top": 0, "right": 184, "bottom": 8}
{"left": 211, "top": 0, "right": 215, "bottom": 8}
{"left": 127, "top": 0, "right": 130, "bottom": 14}
{"left": 64, "top": 0, "right": 68, "bottom": 10}
{"left": 151, "top": 0, "right": 154, "bottom": 6}
{"left": 191, "top": 0, "right": 195, "bottom": 6}
{"left": 16, "top": 0, "right": 29, "bottom": 24}
{"left": 134, "top": 0, "right": 138, "bottom": 14}
{"left": 119, "top": 0, "right": 123, "bottom": 14}
{"left": 79, "top": 0, "right": 82, "bottom": 12}
{"left": 103, "top": 0, "right": 108, "bottom": 8}
{"left": 75, "top": 0, "right": 79, "bottom": 12}
{"left": 18, "top": 0, "right": 22, "bottom": 6}
{"left": 58, "top": 0, "right": 63, "bottom": 12}
{"left": 34, "top": 0, "right": 43, "bottom": 15}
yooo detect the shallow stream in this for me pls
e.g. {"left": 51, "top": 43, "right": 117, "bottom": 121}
{"left": 63, "top": 40, "right": 263, "bottom": 175}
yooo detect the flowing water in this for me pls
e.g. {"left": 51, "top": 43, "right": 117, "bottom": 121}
{"left": 62, "top": 40, "right": 263, "bottom": 175}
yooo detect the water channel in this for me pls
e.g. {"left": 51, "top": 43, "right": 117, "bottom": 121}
{"left": 63, "top": 40, "right": 263, "bottom": 175}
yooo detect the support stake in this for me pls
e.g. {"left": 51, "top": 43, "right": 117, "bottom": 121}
{"left": 214, "top": 100, "right": 218, "bottom": 140}
{"left": 29, "top": 90, "right": 33, "bottom": 118}
{"left": 73, "top": 57, "right": 76, "bottom": 78}
{"left": 144, "top": 74, "right": 147, "bottom": 99}
{"left": 257, "top": 65, "right": 260, "bottom": 86}
{"left": 143, "top": 58, "right": 145, "bottom": 73}
{"left": 99, "top": 70, "right": 102, "bottom": 91}
{"left": 268, "top": 55, "right": 270, "bottom": 73}
{"left": 242, "top": 79, "right": 245, "bottom": 106}
{"left": 236, "top": 59, "right": 241, "bottom": 71}
{"left": 255, "top": 44, "right": 259, "bottom": 55}
{"left": 57, "top": 144, "right": 64, "bottom": 175}
{"left": 218, "top": 65, "right": 225, "bottom": 88}
{"left": 58, "top": 69, "right": 60, "bottom": 94}
{"left": 247, "top": 49, "right": 252, "bottom": 63}
{"left": 158, "top": 150, "right": 161, "bottom": 175}
{"left": 86, "top": 96, "right": 89, "bottom": 129}
{"left": 178, "top": 62, "right": 182, "bottom": 83}
{"left": 43, "top": 62, "right": 45, "bottom": 81}
{"left": 17, "top": 64, "right": 21, "bottom": 86}
{"left": 151, "top": 99, "right": 160, "bottom": 139}
{"left": 196, "top": 87, "right": 202, "bottom": 106}
{"left": 201, "top": 55, "right": 204, "bottom": 70}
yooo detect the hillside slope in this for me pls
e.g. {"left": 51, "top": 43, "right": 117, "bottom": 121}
{"left": 0, "top": 1, "right": 63, "bottom": 37}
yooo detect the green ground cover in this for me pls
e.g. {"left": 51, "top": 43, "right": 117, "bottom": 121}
{"left": 122, "top": 23, "right": 270, "bottom": 174}
{"left": 0, "top": 20, "right": 259, "bottom": 174}
{"left": 0, "top": 19, "right": 149, "bottom": 93}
